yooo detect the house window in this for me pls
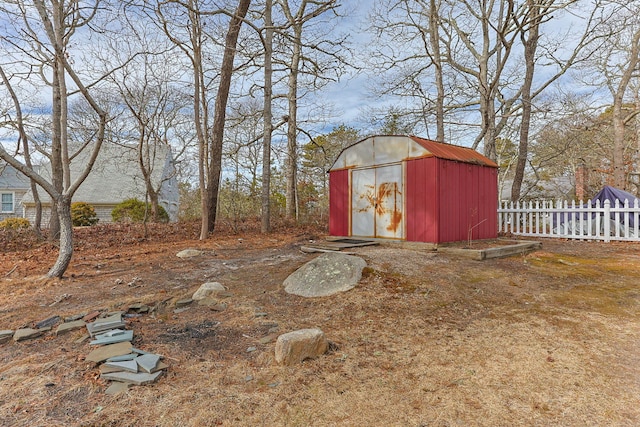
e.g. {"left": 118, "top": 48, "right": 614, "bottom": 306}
{"left": 1, "top": 193, "right": 14, "bottom": 213}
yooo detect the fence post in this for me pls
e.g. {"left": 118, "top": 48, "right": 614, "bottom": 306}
{"left": 604, "top": 199, "right": 611, "bottom": 242}
{"left": 509, "top": 201, "right": 514, "bottom": 234}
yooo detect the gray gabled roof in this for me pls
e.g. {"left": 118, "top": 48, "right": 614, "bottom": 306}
{"left": 0, "top": 162, "right": 31, "bottom": 190}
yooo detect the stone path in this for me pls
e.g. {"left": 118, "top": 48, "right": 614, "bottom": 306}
{"left": 1, "top": 304, "right": 168, "bottom": 395}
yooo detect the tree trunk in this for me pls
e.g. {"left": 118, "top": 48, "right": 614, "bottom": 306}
{"left": 31, "top": 184, "right": 43, "bottom": 238}
{"left": 206, "top": 0, "right": 252, "bottom": 234}
{"left": 47, "top": 195, "right": 73, "bottom": 278}
{"left": 285, "top": 23, "right": 302, "bottom": 220}
{"left": 49, "top": 58, "right": 63, "bottom": 241}
{"left": 184, "top": 2, "right": 210, "bottom": 241}
{"left": 511, "top": 0, "right": 540, "bottom": 201}
{"left": 612, "top": 28, "right": 640, "bottom": 189}
{"left": 262, "top": 0, "right": 273, "bottom": 233}
{"left": 429, "top": 0, "right": 445, "bottom": 142}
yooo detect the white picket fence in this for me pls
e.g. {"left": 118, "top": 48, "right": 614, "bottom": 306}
{"left": 498, "top": 199, "right": 640, "bottom": 242}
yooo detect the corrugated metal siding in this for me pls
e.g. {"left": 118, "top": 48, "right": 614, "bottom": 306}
{"left": 405, "top": 157, "right": 438, "bottom": 242}
{"left": 437, "top": 160, "right": 497, "bottom": 243}
{"left": 479, "top": 167, "right": 498, "bottom": 238}
{"left": 329, "top": 169, "right": 349, "bottom": 236}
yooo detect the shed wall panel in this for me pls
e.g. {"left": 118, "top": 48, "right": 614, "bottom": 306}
{"left": 479, "top": 167, "right": 499, "bottom": 238}
{"left": 405, "top": 157, "right": 438, "bottom": 242}
{"left": 437, "top": 161, "right": 497, "bottom": 243}
{"left": 329, "top": 169, "right": 349, "bottom": 236}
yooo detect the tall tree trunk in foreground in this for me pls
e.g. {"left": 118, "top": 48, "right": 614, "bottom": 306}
{"left": 262, "top": 0, "right": 273, "bottom": 233}
{"left": 206, "top": 0, "right": 252, "bottom": 234}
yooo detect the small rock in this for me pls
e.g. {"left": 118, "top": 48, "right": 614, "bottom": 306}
{"left": 176, "top": 249, "right": 205, "bottom": 259}
{"left": 173, "top": 307, "right": 190, "bottom": 314}
{"left": 246, "top": 346, "right": 257, "bottom": 353}
{"left": 128, "top": 303, "right": 150, "bottom": 313}
{"left": 35, "top": 315, "right": 61, "bottom": 329}
{"left": 192, "top": 282, "right": 226, "bottom": 301}
{"left": 64, "top": 313, "right": 86, "bottom": 322}
{"left": 258, "top": 333, "right": 279, "bottom": 345}
{"left": 0, "top": 330, "right": 14, "bottom": 344}
{"left": 13, "top": 328, "right": 45, "bottom": 342}
{"left": 174, "top": 298, "right": 193, "bottom": 308}
{"left": 209, "top": 302, "right": 227, "bottom": 312}
{"left": 254, "top": 312, "right": 268, "bottom": 318}
{"left": 274, "top": 328, "right": 328, "bottom": 366}
{"left": 197, "top": 297, "right": 217, "bottom": 307}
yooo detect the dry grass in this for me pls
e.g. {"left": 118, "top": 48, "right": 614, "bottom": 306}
{"left": 1, "top": 226, "right": 640, "bottom": 426}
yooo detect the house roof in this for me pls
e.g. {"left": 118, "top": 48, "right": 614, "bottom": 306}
{"left": 21, "top": 143, "right": 174, "bottom": 205}
{"left": 329, "top": 135, "right": 497, "bottom": 171}
{"left": 0, "top": 163, "right": 31, "bottom": 190}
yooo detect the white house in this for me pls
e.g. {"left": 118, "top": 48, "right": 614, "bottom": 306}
{"left": 14, "top": 143, "right": 179, "bottom": 224}
{"left": 0, "top": 162, "right": 31, "bottom": 222}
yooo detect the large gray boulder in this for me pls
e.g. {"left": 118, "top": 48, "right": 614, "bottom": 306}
{"left": 284, "top": 252, "right": 366, "bottom": 297}
{"left": 274, "top": 328, "right": 328, "bottom": 365}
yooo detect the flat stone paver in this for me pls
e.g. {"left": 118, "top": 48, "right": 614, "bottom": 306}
{"left": 101, "top": 370, "right": 163, "bottom": 385}
{"left": 86, "top": 341, "right": 133, "bottom": 363}
{"left": 13, "top": 328, "right": 45, "bottom": 342}
{"left": 136, "top": 354, "right": 161, "bottom": 373}
{"left": 90, "top": 330, "right": 133, "bottom": 345}
{"left": 56, "top": 320, "right": 86, "bottom": 336}
{"left": 104, "top": 360, "right": 138, "bottom": 373}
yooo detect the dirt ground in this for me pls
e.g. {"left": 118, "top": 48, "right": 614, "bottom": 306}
{"left": 0, "top": 222, "right": 639, "bottom": 427}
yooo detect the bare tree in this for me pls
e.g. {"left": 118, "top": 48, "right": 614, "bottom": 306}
{"left": 0, "top": 0, "right": 110, "bottom": 277}
{"left": 368, "top": 0, "right": 446, "bottom": 141}
{"left": 99, "top": 24, "right": 190, "bottom": 222}
{"left": 510, "top": 0, "right": 607, "bottom": 201}
{"left": 154, "top": 0, "right": 252, "bottom": 239}
{"left": 573, "top": 0, "right": 640, "bottom": 190}
{"left": 276, "top": 0, "right": 343, "bottom": 220}
{"left": 0, "top": 67, "right": 43, "bottom": 237}
{"left": 262, "top": 0, "right": 274, "bottom": 233}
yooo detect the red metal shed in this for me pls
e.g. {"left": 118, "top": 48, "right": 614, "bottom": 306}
{"left": 328, "top": 135, "right": 498, "bottom": 244}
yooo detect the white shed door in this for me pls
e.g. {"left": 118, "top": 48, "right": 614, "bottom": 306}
{"left": 351, "top": 164, "right": 404, "bottom": 239}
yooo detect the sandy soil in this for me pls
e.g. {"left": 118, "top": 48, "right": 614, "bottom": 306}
{"left": 0, "top": 222, "right": 639, "bottom": 426}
